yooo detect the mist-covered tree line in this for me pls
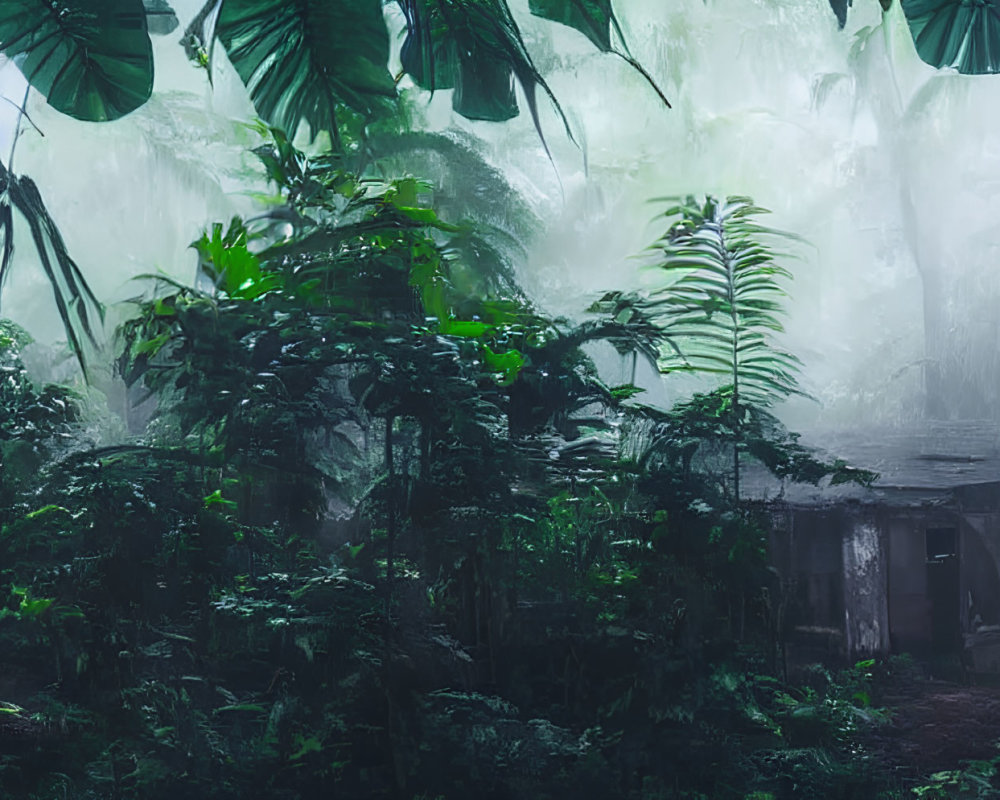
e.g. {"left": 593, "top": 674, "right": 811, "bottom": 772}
{"left": 0, "top": 1, "right": 992, "bottom": 798}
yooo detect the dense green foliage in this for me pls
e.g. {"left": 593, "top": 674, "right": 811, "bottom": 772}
{"left": 0, "top": 124, "right": 895, "bottom": 797}
{"left": 1, "top": 2, "right": 991, "bottom": 798}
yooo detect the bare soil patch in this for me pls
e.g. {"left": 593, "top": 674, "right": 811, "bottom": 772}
{"left": 866, "top": 680, "right": 1000, "bottom": 777}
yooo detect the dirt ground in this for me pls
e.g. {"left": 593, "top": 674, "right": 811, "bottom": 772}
{"left": 865, "top": 678, "right": 1000, "bottom": 778}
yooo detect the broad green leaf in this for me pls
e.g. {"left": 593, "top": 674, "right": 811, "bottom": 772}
{"left": 443, "top": 319, "right": 490, "bottom": 338}
{"left": 214, "top": 703, "right": 268, "bottom": 714}
{"left": 19, "top": 595, "right": 54, "bottom": 618}
{"left": 24, "top": 503, "right": 72, "bottom": 520}
{"left": 483, "top": 344, "right": 524, "bottom": 385}
{"left": 529, "top": 0, "right": 615, "bottom": 51}
{"left": 901, "top": 0, "right": 1000, "bottom": 73}
{"left": 135, "top": 332, "right": 170, "bottom": 356}
{"left": 398, "top": 0, "right": 572, "bottom": 138}
{"left": 216, "top": 0, "right": 395, "bottom": 139}
{"left": 191, "top": 219, "right": 273, "bottom": 300}
{"left": 289, "top": 734, "right": 322, "bottom": 760}
{"left": 0, "top": 0, "right": 153, "bottom": 121}
{"left": 610, "top": 383, "right": 645, "bottom": 400}
{"left": 204, "top": 489, "right": 237, "bottom": 510}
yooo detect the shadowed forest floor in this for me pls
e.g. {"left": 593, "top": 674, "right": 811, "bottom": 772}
{"left": 866, "top": 678, "right": 1000, "bottom": 781}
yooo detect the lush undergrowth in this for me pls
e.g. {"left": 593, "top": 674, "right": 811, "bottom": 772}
{"left": 4, "top": 2, "right": 1000, "bottom": 798}
{"left": 0, "top": 426, "right": 927, "bottom": 799}
{"left": 0, "top": 135, "right": 945, "bottom": 800}
{"left": 0, "top": 435, "right": 901, "bottom": 799}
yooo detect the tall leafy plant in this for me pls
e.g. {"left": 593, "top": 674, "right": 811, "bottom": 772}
{"left": 642, "top": 195, "right": 804, "bottom": 504}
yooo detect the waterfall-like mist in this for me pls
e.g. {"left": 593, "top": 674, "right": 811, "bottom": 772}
{"left": 2, "top": 0, "right": 999, "bottom": 430}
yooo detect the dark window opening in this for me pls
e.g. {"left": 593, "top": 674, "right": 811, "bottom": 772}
{"left": 926, "top": 527, "right": 957, "bottom": 563}
{"left": 926, "top": 526, "right": 960, "bottom": 653}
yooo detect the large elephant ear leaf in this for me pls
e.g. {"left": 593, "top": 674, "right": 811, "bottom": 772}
{"left": 900, "top": 0, "right": 1000, "bottom": 73}
{"left": 215, "top": 0, "right": 396, "bottom": 141}
{"left": 0, "top": 0, "right": 153, "bottom": 122}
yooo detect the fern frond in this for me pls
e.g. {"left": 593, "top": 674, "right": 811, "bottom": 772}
{"left": 642, "top": 194, "right": 804, "bottom": 408}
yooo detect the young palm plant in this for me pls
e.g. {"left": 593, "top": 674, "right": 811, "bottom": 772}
{"left": 641, "top": 195, "right": 805, "bottom": 505}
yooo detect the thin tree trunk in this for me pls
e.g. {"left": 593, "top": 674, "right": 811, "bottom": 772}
{"left": 385, "top": 415, "right": 395, "bottom": 597}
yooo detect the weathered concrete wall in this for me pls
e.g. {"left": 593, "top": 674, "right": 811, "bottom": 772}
{"left": 842, "top": 513, "right": 890, "bottom": 656}
{"left": 959, "top": 514, "right": 1000, "bottom": 630}
{"left": 770, "top": 490, "right": 1000, "bottom": 662}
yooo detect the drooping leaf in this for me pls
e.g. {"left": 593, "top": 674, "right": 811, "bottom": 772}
{"left": 901, "top": 0, "right": 1000, "bottom": 74}
{"left": 398, "top": 0, "right": 573, "bottom": 141}
{"left": 528, "top": 0, "right": 616, "bottom": 51}
{"left": 0, "top": 0, "right": 153, "bottom": 121}
{"left": 214, "top": 0, "right": 396, "bottom": 140}
{"left": 528, "top": 0, "right": 670, "bottom": 108}
{"left": 0, "top": 161, "right": 104, "bottom": 378}
{"left": 454, "top": 55, "right": 519, "bottom": 122}
{"left": 399, "top": 0, "right": 458, "bottom": 91}
{"left": 827, "top": 0, "right": 852, "bottom": 29}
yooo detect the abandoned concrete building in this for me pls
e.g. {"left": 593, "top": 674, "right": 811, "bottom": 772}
{"left": 759, "top": 421, "right": 1000, "bottom": 672}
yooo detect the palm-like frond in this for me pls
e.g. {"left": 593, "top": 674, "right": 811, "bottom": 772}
{"left": 0, "top": 0, "right": 153, "bottom": 122}
{"left": 586, "top": 289, "right": 681, "bottom": 369}
{"left": 619, "top": 390, "right": 876, "bottom": 489}
{"left": 643, "top": 196, "right": 803, "bottom": 408}
{"left": 370, "top": 130, "right": 541, "bottom": 305}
